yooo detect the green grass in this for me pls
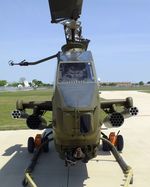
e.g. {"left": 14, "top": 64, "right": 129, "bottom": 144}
{"left": 0, "top": 89, "right": 53, "bottom": 130}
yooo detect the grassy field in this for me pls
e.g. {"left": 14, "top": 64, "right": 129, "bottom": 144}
{"left": 0, "top": 89, "right": 53, "bottom": 130}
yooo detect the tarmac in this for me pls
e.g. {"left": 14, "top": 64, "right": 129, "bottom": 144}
{"left": 0, "top": 91, "right": 150, "bottom": 187}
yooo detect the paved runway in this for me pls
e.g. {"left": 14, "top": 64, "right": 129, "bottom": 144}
{"left": 0, "top": 91, "right": 150, "bottom": 187}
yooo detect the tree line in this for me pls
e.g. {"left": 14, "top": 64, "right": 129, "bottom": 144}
{"left": 0, "top": 79, "right": 52, "bottom": 87}
{"left": 0, "top": 79, "right": 150, "bottom": 87}
{"left": 99, "top": 81, "right": 150, "bottom": 87}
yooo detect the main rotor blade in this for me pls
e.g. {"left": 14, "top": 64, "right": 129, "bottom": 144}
{"left": 48, "top": 0, "right": 83, "bottom": 23}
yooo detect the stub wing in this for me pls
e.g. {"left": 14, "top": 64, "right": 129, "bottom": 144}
{"left": 100, "top": 97, "right": 138, "bottom": 128}
{"left": 11, "top": 100, "right": 52, "bottom": 130}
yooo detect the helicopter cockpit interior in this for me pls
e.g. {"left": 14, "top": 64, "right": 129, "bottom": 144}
{"left": 58, "top": 62, "right": 94, "bottom": 82}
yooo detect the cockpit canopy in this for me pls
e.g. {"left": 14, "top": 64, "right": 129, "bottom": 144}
{"left": 58, "top": 62, "right": 94, "bottom": 82}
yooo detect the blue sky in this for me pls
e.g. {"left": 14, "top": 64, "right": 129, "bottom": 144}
{"left": 0, "top": 0, "right": 150, "bottom": 83}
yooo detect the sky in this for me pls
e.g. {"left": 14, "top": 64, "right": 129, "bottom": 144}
{"left": 0, "top": 0, "right": 150, "bottom": 83}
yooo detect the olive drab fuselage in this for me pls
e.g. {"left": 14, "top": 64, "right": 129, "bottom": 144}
{"left": 52, "top": 50, "right": 101, "bottom": 160}
{"left": 10, "top": 2, "right": 139, "bottom": 185}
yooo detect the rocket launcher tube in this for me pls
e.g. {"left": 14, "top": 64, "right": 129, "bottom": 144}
{"left": 121, "top": 107, "right": 139, "bottom": 119}
{"left": 103, "top": 112, "right": 124, "bottom": 128}
{"left": 103, "top": 106, "right": 138, "bottom": 128}
{"left": 11, "top": 110, "right": 29, "bottom": 119}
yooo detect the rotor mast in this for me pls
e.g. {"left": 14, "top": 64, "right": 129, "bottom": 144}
{"left": 48, "top": 0, "right": 90, "bottom": 52}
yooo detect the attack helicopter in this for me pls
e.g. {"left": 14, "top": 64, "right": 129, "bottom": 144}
{"left": 9, "top": 0, "right": 138, "bottom": 186}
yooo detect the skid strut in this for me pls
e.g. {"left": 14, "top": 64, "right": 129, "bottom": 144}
{"left": 22, "top": 132, "right": 53, "bottom": 187}
{"left": 22, "top": 135, "right": 132, "bottom": 187}
{"left": 101, "top": 137, "right": 133, "bottom": 187}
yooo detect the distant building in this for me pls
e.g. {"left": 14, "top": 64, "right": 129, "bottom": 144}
{"left": 100, "top": 82, "right": 132, "bottom": 87}
{"left": 24, "top": 80, "right": 30, "bottom": 88}
{"left": 18, "top": 84, "right": 23, "bottom": 89}
{"left": 115, "top": 82, "right": 132, "bottom": 87}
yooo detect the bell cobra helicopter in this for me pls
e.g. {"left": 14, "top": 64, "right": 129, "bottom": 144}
{"left": 9, "top": 0, "right": 138, "bottom": 186}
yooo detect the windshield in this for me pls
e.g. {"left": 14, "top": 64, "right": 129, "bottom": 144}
{"left": 58, "top": 62, "right": 94, "bottom": 82}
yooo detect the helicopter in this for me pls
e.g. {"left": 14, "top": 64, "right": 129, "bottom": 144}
{"left": 9, "top": 0, "right": 138, "bottom": 186}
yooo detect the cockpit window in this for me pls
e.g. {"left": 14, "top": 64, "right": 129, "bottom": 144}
{"left": 58, "top": 62, "right": 94, "bottom": 82}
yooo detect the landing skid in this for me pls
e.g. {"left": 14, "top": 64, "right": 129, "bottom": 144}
{"left": 22, "top": 135, "right": 133, "bottom": 187}
{"left": 101, "top": 137, "right": 133, "bottom": 186}
{"left": 22, "top": 130, "right": 53, "bottom": 187}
